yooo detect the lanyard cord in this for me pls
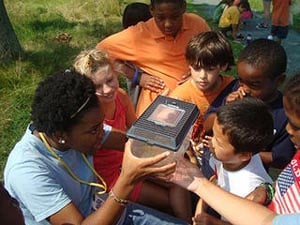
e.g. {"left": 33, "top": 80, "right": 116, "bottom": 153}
{"left": 39, "top": 132, "right": 107, "bottom": 194}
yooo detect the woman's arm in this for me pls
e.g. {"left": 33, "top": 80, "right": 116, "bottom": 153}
{"left": 172, "top": 156, "right": 276, "bottom": 225}
{"left": 50, "top": 140, "right": 176, "bottom": 225}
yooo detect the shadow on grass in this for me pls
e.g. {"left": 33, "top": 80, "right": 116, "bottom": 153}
{"left": 13, "top": 17, "right": 121, "bottom": 79}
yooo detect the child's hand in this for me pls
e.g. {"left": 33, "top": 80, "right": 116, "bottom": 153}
{"left": 202, "top": 136, "right": 212, "bottom": 149}
{"left": 225, "top": 87, "right": 249, "bottom": 103}
{"left": 139, "top": 73, "right": 165, "bottom": 93}
{"left": 245, "top": 185, "right": 268, "bottom": 205}
{"left": 192, "top": 212, "right": 220, "bottom": 225}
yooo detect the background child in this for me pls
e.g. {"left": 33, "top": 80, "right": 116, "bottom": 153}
{"left": 97, "top": 0, "right": 210, "bottom": 116}
{"left": 121, "top": 2, "right": 152, "bottom": 109}
{"left": 122, "top": 2, "right": 152, "bottom": 29}
{"left": 204, "top": 38, "right": 295, "bottom": 172}
{"left": 218, "top": 0, "right": 248, "bottom": 41}
{"left": 256, "top": 0, "right": 272, "bottom": 29}
{"left": 213, "top": 0, "right": 231, "bottom": 25}
{"left": 195, "top": 97, "right": 274, "bottom": 224}
{"left": 270, "top": 0, "right": 291, "bottom": 44}
{"left": 74, "top": 48, "right": 192, "bottom": 222}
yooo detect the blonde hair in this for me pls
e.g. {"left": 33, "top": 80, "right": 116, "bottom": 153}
{"left": 74, "top": 48, "right": 112, "bottom": 78}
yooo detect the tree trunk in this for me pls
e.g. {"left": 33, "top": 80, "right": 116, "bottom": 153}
{"left": 0, "top": 0, "right": 23, "bottom": 62}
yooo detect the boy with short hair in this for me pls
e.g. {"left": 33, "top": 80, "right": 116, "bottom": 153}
{"left": 195, "top": 97, "right": 274, "bottom": 224}
{"left": 169, "top": 31, "right": 235, "bottom": 146}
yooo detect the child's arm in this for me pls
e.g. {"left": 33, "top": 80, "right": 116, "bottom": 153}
{"left": 118, "top": 88, "right": 137, "bottom": 129}
{"left": 225, "top": 87, "right": 249, "bottom": 103}
{"left": 231, "top": 24, "right": 239, "bottom": 40}
{"left": 193, "top": 212, "right": 232, "bottom": 225}
{"left": 102, "top": 128, "right": 127, "bottom": 151}
{"left": 259, "top": 152, "right": 273, "bottom": 167}
{"left": 117, "top": 61, "right": 165, "bottom": 93}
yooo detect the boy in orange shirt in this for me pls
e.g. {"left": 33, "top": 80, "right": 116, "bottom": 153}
{"left": 169, "top": 31, "right": 235, "bottom": 148}
{"left": 97, "top": 0, "right": 210, "bottom": 116}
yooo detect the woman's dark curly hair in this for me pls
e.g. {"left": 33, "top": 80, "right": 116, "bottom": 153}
{"left": 31, "top": 70, "right": 99, "bottom": 135}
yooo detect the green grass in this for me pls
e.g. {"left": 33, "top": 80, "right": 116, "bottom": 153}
{"left": 0, "top": 0, "right": 126, "bottom": 180}
{"left": 0, "top": 0, "right": 299, "bottom": 180}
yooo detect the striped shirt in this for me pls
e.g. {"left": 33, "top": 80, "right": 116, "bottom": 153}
{"left": 269, "top": 150, "right": 300, "bottom": 213}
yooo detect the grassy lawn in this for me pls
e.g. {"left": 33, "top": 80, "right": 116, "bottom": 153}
{"left": 0, "top": 0, "right": 299, "bottom": 180}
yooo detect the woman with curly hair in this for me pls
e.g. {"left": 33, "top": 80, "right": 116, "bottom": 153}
{"left": 4, "top": 70, "right": 188, "bottom": 225}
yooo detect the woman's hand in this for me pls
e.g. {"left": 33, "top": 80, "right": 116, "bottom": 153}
{"left": 139, "top": 73, "right": 165, "bottom": 93}
{"left": 120, "top": 139, "right": 176, "bottom": 186}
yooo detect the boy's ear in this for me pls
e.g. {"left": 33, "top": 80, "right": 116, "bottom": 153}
{"left": 53, "top": 130, "right": 68, "bottom": 144}
{"left": 220, "top": 63, "right": 228, "bottom": 72}
{"left": 275, "top": 73, "right": 286, "bottom": 86}
{"left": 149, "top": 5, "right": 154, "bottom": 17}
{"left": 239, "top": 152, "right": 252, "bottom": 162}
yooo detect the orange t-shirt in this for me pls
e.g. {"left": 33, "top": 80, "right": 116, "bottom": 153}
{"left": 97, "top": 13, "right": 210, "bottom": 116}
{"left": 272, "top": 0, "right": 291, "bottom": 26}
{"left": 169, "top": 75, "right": 234, "bottom": 116}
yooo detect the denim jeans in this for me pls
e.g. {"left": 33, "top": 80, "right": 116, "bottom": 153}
{"left": 122, "top": 202, "right": 188, "bottom": 225}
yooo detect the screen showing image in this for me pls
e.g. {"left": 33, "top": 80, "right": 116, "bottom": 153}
{"left": 147, "top": 104, "right": 185, "bottom": 127}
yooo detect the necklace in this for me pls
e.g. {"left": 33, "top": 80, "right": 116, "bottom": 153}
{"left": 39, "top": 132, "right": 107, "bottom": 195}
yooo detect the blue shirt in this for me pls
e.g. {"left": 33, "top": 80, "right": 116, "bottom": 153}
{"left": 4, "top": 124, "right": 188, "bottom": 225}
{"left": 273, "top": 214, "right": 300, "bottom": 225}
{"left": 4, "top": 124, "right": 111, "bottom": 224}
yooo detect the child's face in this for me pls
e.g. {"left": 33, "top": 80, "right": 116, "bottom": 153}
{"left": 93, "top": 65, "right": 119, "bottom": 103}
{"left": 211, "top": 118, "right": 242, "bottom": 163}
{"left": 237, "top": 61, "right": 280, "bottom": 102}
{"left": 190, "top": 66, "right": 222, "bottom": 93}
{"left": 150, "top": 2, "right": 185, "bottom": 37}
{"left": 283, "top": 96, "right": 300, "bottom": 149}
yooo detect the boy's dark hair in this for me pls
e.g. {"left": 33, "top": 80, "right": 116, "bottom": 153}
{"left": 216, "top": 97, "right": 274, "bottom": 154}
{"left": 122, "top": 2, "right": 152, "bottom": 29}
{"left": 31, "top": 70, "right": 99, "bottom": 135}
{"left": 185, "top": 31, "right": 234, "bottom": 71}
{"left": 238, "top": 39, "right": 287, "bottom": 79}
{"left": 217, "top": 0, "right": 234, "bottom": 6}
{"left": 283, "top": 72, "right": 300, "bottom": 115}
{"left": 150, "top": 0, "right": 185, "bottom": 7}
{"left": 239, "top": 0, "right": 251, "bottom": 10}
